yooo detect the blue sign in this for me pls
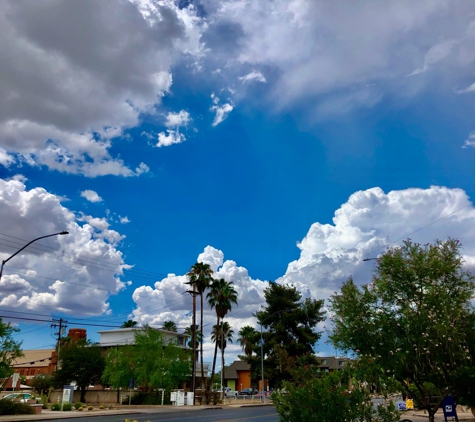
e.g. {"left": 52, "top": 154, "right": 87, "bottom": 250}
{"left": 129, "top": 378, "right": 134, "bottom": 389}
{"left": 441, "top": 396, "right": 458, "bottom": 421}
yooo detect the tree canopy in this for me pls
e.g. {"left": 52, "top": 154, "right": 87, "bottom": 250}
{"left": 102, "top": 326, "right": 190, "bottom": 394}
{"left": 330, "top": 238, "right": 475, "bottom": 422}
{"left": 55, "top": 338, "right": 105, "bottom": 402}
{"left": 0, "top": 318, "right": 22, "bottom": 390}
{"left": 249, "top": 282, "right": 325, "bottom": 387}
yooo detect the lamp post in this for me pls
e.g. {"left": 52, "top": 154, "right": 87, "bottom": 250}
{"left": 362, "top": 257, "right": 379, "bottom": 262}
{"left": 0, "top": 231, "right": 69, "bottom": 281}
{"left": 258, "top": 310, "right": 282, "bottom": 403}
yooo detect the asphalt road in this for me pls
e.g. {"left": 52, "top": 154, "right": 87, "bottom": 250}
{"left": 51, "top": 406, "right": 280, "bottom": 422}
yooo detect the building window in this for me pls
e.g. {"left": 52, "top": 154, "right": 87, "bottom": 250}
{"left": 339, "top": 361, "right": 344, "bottom": 366}
{"left": 321, "top": 359, "right": 327, "bottom": 364}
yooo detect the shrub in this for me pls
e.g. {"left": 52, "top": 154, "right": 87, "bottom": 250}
{"left": 51, "top": 403, "right": 61, "bottom": 411}
{"left": 99, "top": 405, "right": 104, "bottom": 409}
{"left": 273, "top": 371, "right": 400, "bottom": 422}
{"left": 0, "top": 400, "right": 36, "bottom": 415}
{"left": 88, "top": 405, "right": 93, "bottom": 411}
{"left": 78, "top": 406, "right": 83, "bottom": 411}
{"left": 62, "top": 402, "right": 72, "bottom": 411}
{"left": 122, "top": 391, "right": 164, "bottom": 405}
{"left": 74, "top": 402, "right": 82, "bottom": 409}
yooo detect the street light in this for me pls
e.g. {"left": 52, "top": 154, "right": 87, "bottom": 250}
{"left": 0, "top": 231, "right": 69, "bottom": 281}
{"left": 362, "top": 257, "right": 379, "bottom": 262}
{"left": 258, "top": 310, "right": 282, "bottom": 403}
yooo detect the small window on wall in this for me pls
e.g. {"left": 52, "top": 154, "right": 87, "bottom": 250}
{"left": 339, "top": 361, "right": 344, "bottom": 366}
{"left": 322, "top": 359, "right": 327, "bottom": 364}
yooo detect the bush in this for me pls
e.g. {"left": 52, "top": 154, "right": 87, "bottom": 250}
{"left": 0, "top": 400, "right": 36, "bottom": 415}
{"left": 74, "top": 402, "right": 82, "bottom": 409}
{"left": 78, "top": 406, "right": 83, "bottom": 411}
{"left": 273, "top": 371, "right": 400, "bottom": 422}
{"left": 122, "top": 392, "right": 164, "bottom": 405}
{"left": 88, "top": 405, "right": 93, "bottom": 411}
{"left": 62, "top": 402, "right": 72, "bottom": 411}
{"left": 203, "top": 390, "right": 222, "bottom": 405}
{"left": 51, "top": 403, "right": 61, "bottom": 411}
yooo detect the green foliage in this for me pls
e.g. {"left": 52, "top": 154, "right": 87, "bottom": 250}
{"left": 55, "top": 338, "right": 105, "bottom": 402}
{"left": 250, "top": 283, "right": 325, "bottom": 387}
{"left": 31, "top": 374, "right": 54, "bottom": 395}
{"left": 0, "top": 400, "right": 36, "bottom": 415}
{"left": 237, "top": 325, "right": 258, "bottom": 358}
{"left": 74, "top": 402, "right": 82, "bottom": 409}
{"left": 123, "top": 392, "right": 166, "bottom": 405}
{"left": 162, "top": 320, "right": 177, "bottom": 332}
{"left": 88, "top": 405, "right": 93, "bottom": 410}
{"left": 330, "top": 238, "right": 475, "bottom": 421}
{"left": 62, "top": 402, "right": 72, "bottom": 411}
{"left": 121, "top": 320, "right": 138, "bottom": 328}
{"left": 0, "top": 318, "right": 23, "bottom": 388}
{"left": 51, "top": 403, "right": 61, "bottom": 411}
{"left": 273, "top": 371, "right": 400, "bottom": 422}
{"left": 103, "top": 326, "right": 191, "bottom": 394}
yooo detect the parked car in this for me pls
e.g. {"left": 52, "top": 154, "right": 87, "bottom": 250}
{"left": 1, "top": 393, "right": 32, "bottom": 402}
{"left": 238, "top": 388, "right": 257, "bottom": 396}
{"left": 225, "top": 389, "right": 239, "bottom": 397}
{"left": 255, "top": 390, "right": 273, "bottom": 398}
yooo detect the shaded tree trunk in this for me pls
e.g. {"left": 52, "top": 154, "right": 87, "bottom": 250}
{"left": 80, "top": 386, "right": 86, "bottom": 403}
{"left": 200, "top": 293, "right": 205, "bottom": 390}
{"left": 208, "top": 315, "right": 220, "bottom": 392}
{"left": 191, "top": 286, "right": 197, "bottom": 404}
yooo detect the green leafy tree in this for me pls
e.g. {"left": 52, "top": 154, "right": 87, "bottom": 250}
{"left": 131, "top": 326, "right": 190, "bottom": 392}
{"left": 187, "top": 262, "right": 214, "bottom": 390}
{"left": 0, "top": 318, "right": 22, "bottom": 391}
{"left": 163, "top": 320, "right": 177, "bottom": 332}
{"left": 120, "top": 320, "right": 137, "bottom": 328}
{"left": 103, "top": 326, "right": 190, "bottom": 396}
{"left": 253, "top": 283, "right": 325, "bottom": 387}
{"left": 101, "top": 346, "right": 135, "bottom": 402}
{"left": 330, "top": 238, "right": 475, "bottom": 422}
{"left": 206, "top": 278, "right": 238, "bottom": 391}
{"left": 273, "top": 370, "right": 400, "bottom": 422}
{"left": 55, "top": 339, "right": 105, "bottom": 402}
{"left": 30, "top": 374, "right": 54, "bottom": 396}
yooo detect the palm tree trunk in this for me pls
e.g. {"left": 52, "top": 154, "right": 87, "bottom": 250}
{"left": 191, "top": 286, "right": 197, "bottom": 404}
{"left": 200, "top": 293, "right": 205, "bottom": 390}
{"left": 208, "top": 315, "right": 220, "bottom": 392}
{"left": 221, "top": 335, "right": 225, "bottom": 402}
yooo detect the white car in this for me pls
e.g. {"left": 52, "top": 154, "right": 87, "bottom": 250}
{"left": 1, "top": 393, "right": 32, "bottom": 403}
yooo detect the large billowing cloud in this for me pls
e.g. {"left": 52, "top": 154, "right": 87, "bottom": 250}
{"left": 204, "top": 0, "right": 475, "bottom": 113}
{"left": 0, "top": 178, "right": 129, "bottom": 315}
{"left": 131, "top": 185, "right": 475, "bottom": 365}
{"left": 0, "top": 0, "right": 201, "bottom": 176}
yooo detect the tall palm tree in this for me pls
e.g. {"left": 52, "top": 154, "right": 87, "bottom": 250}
{"left": 120, "top": 320, "right": 137, "bottom": 328}
{"left": 163, "top": 320, "right": 177, "bottom": 332}
{"left": 237, "top": 325, "right": 257, "bottom": 358}
{"left": 184, "top": 324, "right": 201, "bottom": 350}
{"left": 206, "top": 278, "right": 238, "bottom": 391}
{"left": 187, "top": 262, "right": 213, "bottom": 390}
{"left": 211, "top": 321, "right": 233, "bottom": 399}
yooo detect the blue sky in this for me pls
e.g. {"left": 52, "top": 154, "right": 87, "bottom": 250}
{"left": 1, "top": 0, "right": 475, "bottom": 365}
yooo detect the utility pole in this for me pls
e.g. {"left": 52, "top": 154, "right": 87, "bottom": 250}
{"left": 51, "top": 318, "right": 67, "bottom": 371}
{"left": 186, "top": 287, "right": 198, "bottom": 405}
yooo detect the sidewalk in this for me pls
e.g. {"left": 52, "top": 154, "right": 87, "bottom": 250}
{"left": 404, "top": 406, "right": 475, "bottom": 421}
{"left": 0, "top": 404, "right": 223, "bottom": 421}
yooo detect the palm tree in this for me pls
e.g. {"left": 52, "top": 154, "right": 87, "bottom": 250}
{"left": 206, "top": 278, "right": 238, "bottom": 391}
{"left": 237, "top": 325, "right": 257, "bottom": 358}
{"left": 211, "top": 321, "right": 233, "bottom": 399}
{"left": 163, "top": 320, "right": 177, "bottom": 332}
{"left": 120, "top": 320, "right": 137, "bottom": 328}
{"left": 184, "top": 324, "right": 201, "bottom": 350}
{"left": 187, "top": 262, "right": 213, "bottom": 390}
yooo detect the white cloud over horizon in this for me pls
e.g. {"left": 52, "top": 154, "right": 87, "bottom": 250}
{"left": 0, "top": 178, "right": 130, "bottom": 316}
{"left": 130, "top": 185, "right": 475, "bottom": 366}
{"left": 156, "top": 110, "right": 191, "bottom": 147}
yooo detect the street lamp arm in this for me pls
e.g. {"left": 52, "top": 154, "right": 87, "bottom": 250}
{"left": 362, "top": 257, "right": 379, "bottom": 262}
{"left": 0, "top": 231, "right": 68, "bottom": 280}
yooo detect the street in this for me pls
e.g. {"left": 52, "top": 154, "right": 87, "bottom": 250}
{"left": 51, "top": 406, "right": 280, "bottom": 422}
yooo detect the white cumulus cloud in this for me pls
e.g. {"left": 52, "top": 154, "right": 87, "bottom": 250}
{"left": 130, "top": 185, "right": 475, "bottom": 366}
{"left": 0, "top": 178, "right": 130, "bottom": 316}
{"left": 80, "top": 189, "right": 102, "bottom": 203}
{"left": 210, "top": 94, "right": 233, "bottom": 126}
